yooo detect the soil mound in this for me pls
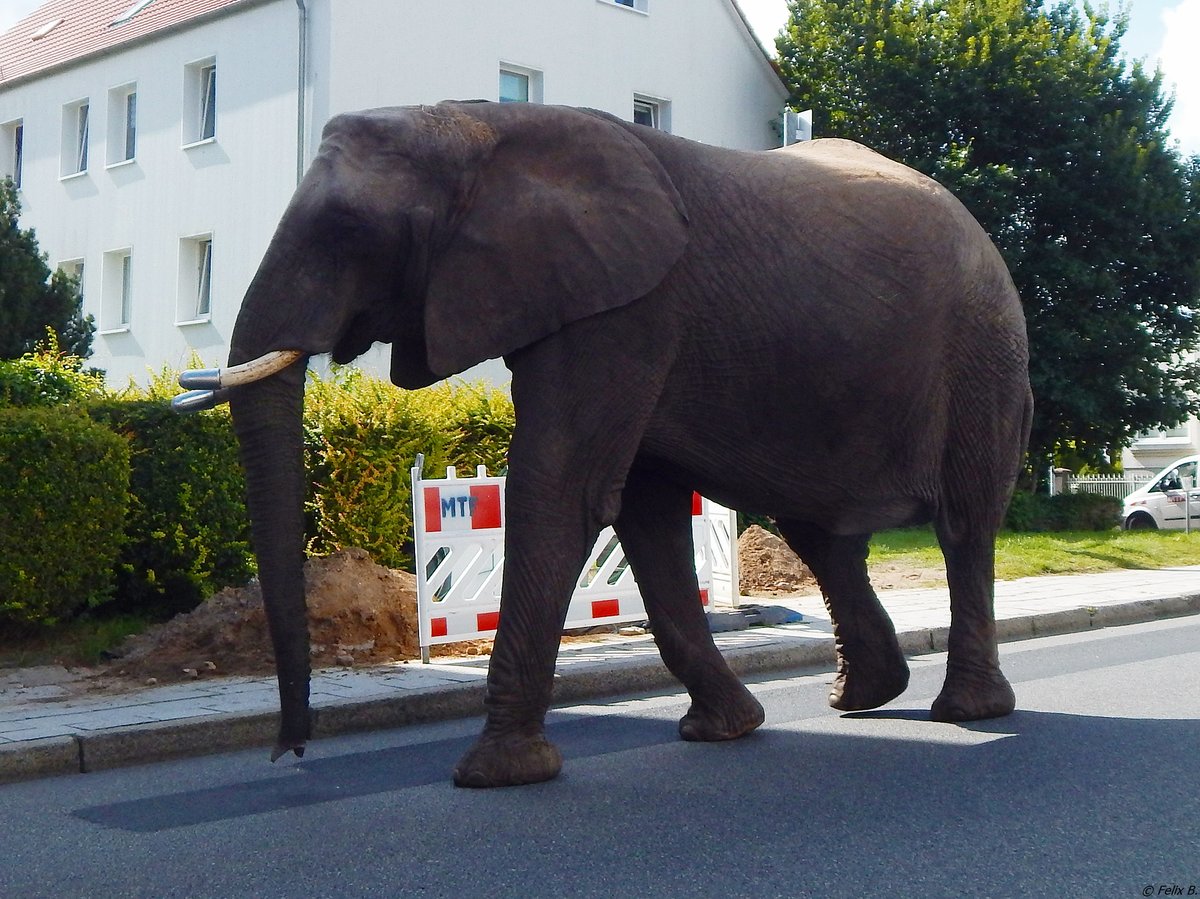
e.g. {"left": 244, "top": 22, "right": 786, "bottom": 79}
{"left": 105, "top": 530, "right": 839, "bottom": 686}
{"left": 737, "top": 525, "right": 815, "bottom": 594}
{"left": 109, "top": 548, "right": 423, "bottom": 682}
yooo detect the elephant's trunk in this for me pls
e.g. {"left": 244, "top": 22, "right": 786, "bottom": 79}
{"left": 227, "top": 353, "right": 312, "bottom": 761}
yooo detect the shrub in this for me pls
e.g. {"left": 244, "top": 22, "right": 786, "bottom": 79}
{"left": 303, "top": 370, "right": 515, "bottom": 570}
{"left": 1004, "top": 490, "right": 1121, "bottom": 532}
{"left": 0, "top": 408, "right": 129, "bottom": 628}
{"left": 434, "top": 381, "right": 515, "bottom": 474}
{"left": 304, "top": 369, "right": 448, "bottom": 570}
{"left": 0, "top": 342, "right": 105, "bottom": 408}
{"left": 87, "top": 399, "right": 253, "bottom": 617}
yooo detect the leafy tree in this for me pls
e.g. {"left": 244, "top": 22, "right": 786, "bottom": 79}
{"left": 0, "top": 179, "right": 94, "bottom": 360}
{"left": 777, "top": 0, "right": 1200, "bottom": 473}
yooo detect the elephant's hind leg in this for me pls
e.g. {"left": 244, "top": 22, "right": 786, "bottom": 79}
{"left": 930, "top": 525, "right": 1014, "bottom": 722}
{"left": 774, "top": 520, "right": 909, "bottom": 711}
{"left": 615, "top": 472, "right": 763, "bottom": 742}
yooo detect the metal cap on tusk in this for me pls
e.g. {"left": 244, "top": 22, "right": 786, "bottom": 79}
{"left": 171, "top": 388, "right": 232, "bottom": 414}
{"left": 178, "top": 368, "right": 223, "bottom": 390}
{"left": 176, "top": 349, "right": 304, "bottom": 391}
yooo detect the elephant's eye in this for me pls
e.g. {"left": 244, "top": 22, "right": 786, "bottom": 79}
{"left": 324, "top": 208, "right": 366, "bottom": 240}
{"left": 320, "top": 209, "right": 378, "bottom": 262}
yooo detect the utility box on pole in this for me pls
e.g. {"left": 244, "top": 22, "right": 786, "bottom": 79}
{"left": 782, "top": 109, "right": 813, "bottom": 145}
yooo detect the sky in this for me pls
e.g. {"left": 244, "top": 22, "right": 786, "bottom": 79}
{"left": 0, "top": 0, "right": 1195, "bottom": 153}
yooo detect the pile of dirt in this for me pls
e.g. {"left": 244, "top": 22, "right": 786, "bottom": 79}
{"left": 737, "top": 525, "right": 816, "bottom": 594}
{"left": 108, "top": 548, "right": 429, "bottom": 683}
{"left": 105, "top": 529, "right": 934, "bottom": 687}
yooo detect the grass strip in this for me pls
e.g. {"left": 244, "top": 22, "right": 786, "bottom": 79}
{"left": 870, "top": 528, "right": 1200, "bottom": 583}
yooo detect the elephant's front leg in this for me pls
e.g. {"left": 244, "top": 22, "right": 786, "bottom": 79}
{"left": 452, "top": 483, "right": 597, "bottom": 788}
{"left": 615, "top": 469, "right": 763, "bottom": 741}
{"left": 451, "top": 315, "right": 674, "bottom": 788}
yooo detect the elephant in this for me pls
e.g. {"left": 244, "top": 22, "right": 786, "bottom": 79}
{"left": 175, "top": 100, "right": 1032, "bottom": 788}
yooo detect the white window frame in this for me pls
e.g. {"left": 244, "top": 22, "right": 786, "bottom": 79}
{"left": 183, "top": 57, "right": 217, "bottom": 146}
{"left": 633, "top": 94, "right": 671, "bottom": 132}
{"left": 101, "top": 248, "right": 133, "bottom": 333}
{"left": 177, "top": 234, "right": 214, "bottom": 325}
{"left": 600, "top": 0, "right": 649, "bottom": 12}
{"left": 60, "top": 99, "right": 90, "bottom": 178}
{"left": 106, "top": 83, "right": 138, "bottom": 166}
{"left": 499, "top": 64, "right": 543, "bottom": 104}
{"left": 1, "top": 119, "right": 22, "bottom": 188}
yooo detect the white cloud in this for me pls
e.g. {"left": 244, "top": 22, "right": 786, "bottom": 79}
{"left": 1159, "top": 0, "right": 1200, "bottom": 155}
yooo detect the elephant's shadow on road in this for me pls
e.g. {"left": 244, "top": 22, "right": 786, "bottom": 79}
{"left": 71, "top": 708, "right": 1199, "bottom": 833}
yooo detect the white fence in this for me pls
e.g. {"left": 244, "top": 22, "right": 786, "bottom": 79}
{"left": 411, "top": 456, "right": 737, "bottom": 659}
{"left": 1066, "top": 473, "right": 1153, "bottom": 500}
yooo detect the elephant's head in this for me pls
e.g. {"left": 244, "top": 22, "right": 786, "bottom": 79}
{"left": 174, "top": 102, "right": 688, "bottom": 760}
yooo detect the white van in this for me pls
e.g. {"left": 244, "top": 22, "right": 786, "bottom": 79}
{"left": 1121, "top": 454, "right": 1200, "bottom": 530}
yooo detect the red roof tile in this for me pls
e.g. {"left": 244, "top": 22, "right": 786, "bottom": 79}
{"left": 0, "top": 0, "right": 263, "bottom": 87}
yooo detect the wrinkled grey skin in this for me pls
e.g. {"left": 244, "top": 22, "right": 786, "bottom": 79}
{"left": 226, "top": 101, "right": 1032, "bottom": 786}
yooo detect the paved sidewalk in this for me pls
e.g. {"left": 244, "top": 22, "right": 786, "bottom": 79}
{"left": 3, "top": 566, "right": 1200, "bottom": 784}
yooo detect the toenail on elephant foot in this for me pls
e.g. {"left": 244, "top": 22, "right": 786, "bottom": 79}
{"left": 679, "top": 691, "right": 765, "bottom": 742}
{"left": 452, "top": 732, "right": 563, "bottom": 788}
{"left": 828, "top": 648, "right": 910, "bottom": 712}
{"left": 930, "top": 668, "right": 1016, "bottom": 722}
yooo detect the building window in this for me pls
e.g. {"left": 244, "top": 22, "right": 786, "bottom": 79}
{"left": 103, "top": 249, "right": 133, "bottom": 331}
{"left": 61, "top": 100, "right": 90, "bottom": 177}
{"left": 1136, "top": 424, "right": 1190, "bottom": 442}
{"left": 58, "top": 258, "right": 85, "bottom": 309}
{"left": 31, "top": 17, "right": 64, "bottom": 39}
{"left": 605, "top": 0, "right": 649, "bottom": 11}
{"left": 499, "top": 65, "right": 543, "bottom": 104}
{"left": 107, "top": 83, "right": 137, "bottom": 165}
{"left": 1, "top": 120, "right": 22, "bottom": 188}
{"left": 178, "top": 235, "right": 213, "bottom": 323}
{"left": 633, "top": 95, "right": 670, "bottom": 131}
{"left": 183, "top": 58, "right": 217, "bottom": 145}
{"left": 111, "top": 0, "right": 154, "bottom": 26}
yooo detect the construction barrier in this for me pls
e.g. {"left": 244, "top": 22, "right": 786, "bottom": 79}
{"left": 411, "top": 456, "right": 735, "bottom": 659}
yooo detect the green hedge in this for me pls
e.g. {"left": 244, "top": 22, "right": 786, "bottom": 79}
{"left": 1004, "top": 490, "right": 1122, "bottom": 532}
{"left": 303, "top": 370, "right": 514, "bottom": 570}
{"left": 0, "top": 359, "right": 517, "bottom": 626}
{"left": 0, "top": 346, "right": 104, "bottom": 408}
{"left": 87, "top": 399, "right": 254, "bottom": 618}
{"left": 0, "top": 408, "right": 129, "bottom": 628}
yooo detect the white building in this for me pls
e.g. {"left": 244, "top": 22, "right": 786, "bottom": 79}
{"left": 1122, "top": 423, "right": 1200, "bottom": 475}
{"left": 0, "top": 0, "right": 787, "bottom": 386}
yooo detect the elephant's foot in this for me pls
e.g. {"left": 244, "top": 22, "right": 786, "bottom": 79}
{"left": 679, "top": 683, "right": 765, "bottom": 742}
{"left": 930, "top": 663, "right": 1015, "bottom": 722}
{"left": 829, "top": 640, "right": 910, "bottom": 712}
{"left": 453, "top": 728, "right": 563, "bottom": 788}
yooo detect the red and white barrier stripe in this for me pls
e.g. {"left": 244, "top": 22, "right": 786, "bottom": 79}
{"left": 411, "top": 458, "right": 729, "bottom": 658}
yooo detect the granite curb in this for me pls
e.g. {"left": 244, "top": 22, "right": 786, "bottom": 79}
{"left": 2, "top": 592, "right": 1198, "bottom": 785}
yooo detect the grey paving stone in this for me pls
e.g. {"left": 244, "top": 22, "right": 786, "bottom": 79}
{"left": 0, "top": 735, "right": 78, "bottom": 783}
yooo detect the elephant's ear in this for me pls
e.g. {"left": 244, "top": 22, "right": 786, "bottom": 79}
{"left": 421, "top": 104, "right": 688, "bottom": 377}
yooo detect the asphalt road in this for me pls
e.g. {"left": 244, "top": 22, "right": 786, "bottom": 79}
{"left": 1, "top": 617, "right": 1197, "bottom": 898}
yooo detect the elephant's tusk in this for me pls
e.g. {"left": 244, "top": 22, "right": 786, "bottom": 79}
{"left": 171, "top": 388, "right": 232, "bottom": 414}
{"left": 177, "top": 349, "right": 305, "bottom": 391}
